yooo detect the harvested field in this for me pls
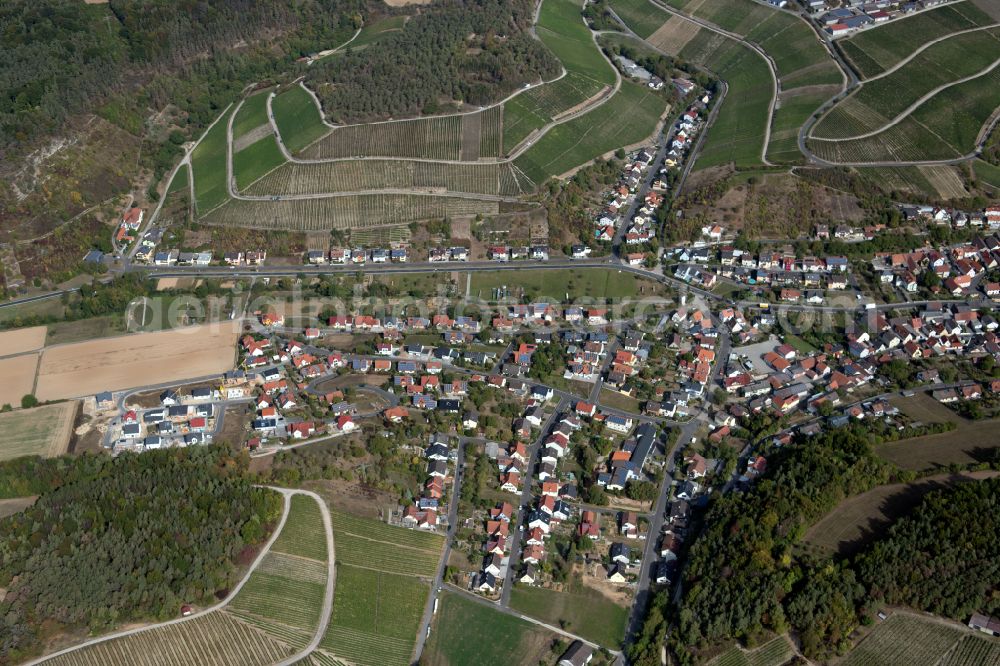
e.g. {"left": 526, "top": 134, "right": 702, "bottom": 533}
{"left": 34, "top": 323, "right": 239, "bottom": 401}
{"left": 803, "top": 470, "right": 1000, "bottom": 556}
{"left": 200, "top": 195, "right": 499, "bottom": 230}
{"left": 0, "top": 353, "right": 39, "bottom": 408}
{"left": 918, "top": 165, "right": 970, "bottom": 199}
{"left": 0, "top": 326, "right": 47, "bottom": 356}
{"left": 877, "top": 417, "right": 1000, "bottom": 471}
{"left": 648, "top": 15, "right": 700, "bottom": 53}
{"left": 0, "top": 402, "right": 77, "bottom": 461}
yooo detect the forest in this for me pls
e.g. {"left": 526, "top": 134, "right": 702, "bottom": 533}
{"left": 0, "top": 447, "right": 282, "bottom": 661}
{"left": 307, "top": 0, "right": 560, "bottom": 122}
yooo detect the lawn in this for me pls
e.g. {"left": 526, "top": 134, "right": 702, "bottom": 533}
{"left": 509, "top": 584, "right": 628, "bottom": 648}
{"left": 424, "top": 592, "right": 555, "bottom": 666}
{"left": 514, "top": 79, "right": 667, "bottom": 184}
{"left": 802, "top": 471, "right": 1000, "bottom": 556}
{"left": 233, "top": 134, "right": 285, "bottom": 190}
{"left": 190, "top": 107, "right": 231, "bottom": 214}
{"left": 271, "top": 85, "right": 330, "bottom": 155}
{"left": 469, "top": 267, "right": 663, "bottom": 301}
{"left": 781, "top": 334, "right": 816, "bottom": 354}
{"left": 0, "top": 402, "right": 77, "bottom": 461}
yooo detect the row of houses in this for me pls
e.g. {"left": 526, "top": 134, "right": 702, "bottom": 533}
{"left": 308, "top": 247, "right": 409, "bottom": 265}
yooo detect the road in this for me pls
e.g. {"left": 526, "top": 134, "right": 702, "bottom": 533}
{"left": 411, "top": 435, "right": 467, "bottom": 662}
{"left": 500, "top": 397, "right": 568, "bottom": 607}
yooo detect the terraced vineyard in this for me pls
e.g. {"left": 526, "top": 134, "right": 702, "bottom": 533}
{"left": 707, "top": 635, "right": 795, "bottom": 666}
{"left": 312, "top": 509, "right": 442, "bottom": 666}
{"left": 838, "top": 2, "right": 996, "bottom": 79}
{"left": 813, "top": 28, "right": 1000, "bottom": 140}
{"left": 41, "top": 492, "right": 331, "bottom": 666}
{"left": 201, "top": 195, "right": 499, "bottom": 230}
{"left": 839, "top": 614, "right": 966, "bottom": 666}
{"left": 939, "top": 635, "right": 1000, "bottom": 666}
{"left": 243, "top": 160, "right": 534, "bottom": 197}
{"left": 809, "top": 65, "right": 1000, "bottom": 163}
{"left": 303, "top": 114, "right": 466, "bottom": 160}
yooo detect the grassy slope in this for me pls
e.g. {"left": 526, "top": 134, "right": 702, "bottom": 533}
{"left": 510, "top": 584, "right": 628, "bottom": 648}
{"left": 233, "top": 92, "right": 270, "bottom": 139}
{"left": 234, "top": 135, "right": 286, "bottom": 190}
{"left": 272, "top": 86, "right": 330, "bottom": 155}
{"left": 190, "top": 108, "right": 231, "bottom": 214}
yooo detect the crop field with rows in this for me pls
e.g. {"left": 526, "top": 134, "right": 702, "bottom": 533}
{"left": 839, "top": 614, "right": 965, "bottom": 666}
{"left": 190, "top": 108, "right": 231, "bottom": 215}
{"left": 501, "top": 73, "right": 608, "bottom": 153}
{"left": 301, "top": 114, "right": 467, "bottom": 161}
{"left": 41, "top": 492, "right": 330, "bottom": 666}
{"left": 234, "top": 135, "right": 284, "bottom": 190}
{"left": 272, "top": 86, "right": 330, "bottom": 155}
{"left": 477, "top": 105, "right": 503, "bottom": 158}
{"left": 939, "top": 635, "right": 1000, "bottom": 666}
{"left": 768, "top": 90, "right": 831, "bottom": 163}
{"left": 233, "top": 92, "right": 270, "bottom": 140}
{"left": 514, "top": 79, "right": 666, "bottom": 183}
{"left": 243, "top": 160, "right": 534, "bottom": 197}
{"left": 813, "top": 28, "right": 1000, "bottom": 139}
{"left": 854, "top": 167, "right": 936, "bottom": 196}
{"left": 839, "top": 2, "right": 996, "bottom": 79}
{"left": 707, "top": 635, "right": 794, "bottom": 666}
{"left": 200, "top": 195, "right": 499, "bottom": 230}
{"left": 808, "top": 118, "right": 960, "bottom": 163}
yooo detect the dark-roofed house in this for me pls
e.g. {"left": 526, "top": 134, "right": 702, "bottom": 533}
{"left": 558, "top": 641, "right": 594, "bottom": 666}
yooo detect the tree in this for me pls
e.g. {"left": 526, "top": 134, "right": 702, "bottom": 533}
{"left": 20, "top": 394, "right": 38, "bottom": 409}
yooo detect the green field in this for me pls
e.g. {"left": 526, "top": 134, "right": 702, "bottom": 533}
{"left": 974, "top": 158, "right": 1000, "bottom": 189}
{"left": 233, "top": 92, "right": 270, "bottom": 139}
{"left": 345, "top": 15, "right": 407, "bottom": 51}
{"left": 166, "top": 164, "right": 189, "bottom": 195}
{"left": 424, "top": 592, "right": 556, "bottom": 666}
{"left": 273, "top": 494, "right": 330, "bottom": 561}
{"left": 768, "top": 90, "right": 829, "bottom": 163}
{"left": 190, "top": 107, "right": 232, "bottom": 214}
{"left": 707, "top": 636, "right": 794, "bottom": 666}
{"left": 0, "top": 402, "right": 76, "bottom": 461}
{"left": 510, "top": 584, "right": 628, "bottom": 648}
{"left": 310, "top": 509, "right": 442, "bottom": 666}
{"left": 514, "top": 79, "right": 666, "bottom": 183}
{"left": 814, "top": 28, "right": 1000, "bottom": 140}
{"left": 809, "top": 64, "right": 1000, "bottom": 163}
{"left": 470, "top": 267, "right": 664, "bottom": 300}
{"left": 234, "top": 135, "right": 285, "bottom": 190}
{"left": 272, "top": 86, "right": 330, "bottom": 154}
{"left": 838, "top": 2, "right": 996, "bottom": 79}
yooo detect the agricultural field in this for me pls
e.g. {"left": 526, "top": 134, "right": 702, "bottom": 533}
{"left": 706, "top": 635, "right": 795, "bottom": 666}
{"left": 311, "top": 509, "right": 442, "bottom": 666}
{"left": 939, "top": 635, "right": 1000, "bottom": 666}
{"left": 918, "top": 165, "right": 971, "bottom": 199}
{"left": 802, "top": 471, "right": 1000, "bottom": 556}
{"left": 513, "top": 79, "right": 667, "bottom": 183}
{"left": 233, "top": 134, "right": 285, "bottom": 190}
{"left": 768, "top": 89, "right": 831, "bottom": 163}
{"left": 41, "top": 492, "right": 330, "bottom": 666}
{"left": 303, "top": 114, "right": 462, "bottom": 161}
{"left": 680, "top": 33, "right": 772, "bottom": 169}
{"left": 0, "top": 402, "right": 77, "bottom": 462}
{"left": 877, "top": 416, "right": 1000, "bottom": 471}
{"left": 342, "top": 15, "right": 408, "bottom": 52}
{"left": 272, "top": 86, "right": 330, "bottom": 155}
{"left": 838, "top": 2, "right": 996, "bottom": 79}
{"left": 0, "top": 326, "right": 47, "bottom": 355}
{"left": 423, "top": 592, "right": 558, "bottom": 666}
{"left": 190, "top": 107, "right": 232, "bottom": 214}
{"left": 200, "top": 195, "right": 499, "bottom": 230}
{"left": 34, "top": 322, "right": 239, "bottom": 401}
{"left": 839, "top": 613, "right": 968, "bottom": 666}
{"left": 244, "top": 159, "right": 534, "bottom": 197}
{"left": 973, "top": 158, "right": 1000, "bottom": 190}
{"left": 812, "top": 28, "right": 1000, "bottom": 140}
{"left": 232, "top": 92, "right": 270, "bottom": 141}
{"left": 509, "top": 584, "right": 628, "bottom": 649}
{"left": 501, "top": 0, "right": 616, "bottom": 153}
{"left": 0, "top": 353, "right": 40, "bottom": 409}
{"left": 853, "top": 166, "right": 938, "bottom": 197}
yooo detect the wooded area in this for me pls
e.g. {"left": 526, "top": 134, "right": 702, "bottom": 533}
{"left": 0, "top": 446, "right": 282, "bottom": 662}
{"left": 307, "top": 0, "right": 560, "bottom": 122}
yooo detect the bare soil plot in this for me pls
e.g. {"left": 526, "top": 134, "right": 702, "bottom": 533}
{"left": 0, "top": 326, "right": 47, "bottom": 356}
{"left": 917, "top": 165, "right": 970, "bottom": 200}
{"left": 34, "top": 322, "right": 239, "bottom": 401}
{"left": 0, "top": 353, "right": 39, "bottom": 407}
{"left": 0, "top": 402, "right": 77, "bottom": 461}
{"left": 648, "top": 16, "right": 700, "bottom": 53}
{"left": 803, "top": 470, "right": 1000, "bottom": 556}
